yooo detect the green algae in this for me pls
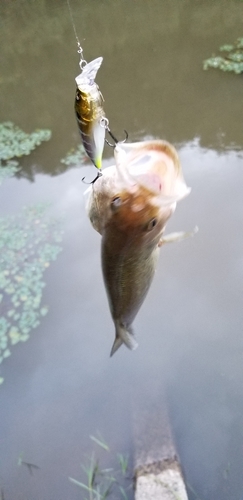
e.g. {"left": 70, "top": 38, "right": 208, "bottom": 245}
{"left": 0, "top": 204, "right": 64, "bottom": 378}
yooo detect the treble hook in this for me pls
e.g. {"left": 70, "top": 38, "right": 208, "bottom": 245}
{"left": 82, "top": 170, "right": 102, "bottom": 185}
{"left": 105, "top": 128, "right": 128, "bottom": 147}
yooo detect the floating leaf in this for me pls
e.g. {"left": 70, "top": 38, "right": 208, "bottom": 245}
{"left": 20, "top": 335, "right": 30, "bottom": 342}
{"left": 7, "top": 309, "right": 15, "bottom": 317}
{"left": 204, "top": 38, "right": 243, "bottom": 74}
{"left": 40, "top": 306, "right": 48, "bottom": 316}
{"left": 236, "top": 37, "right": 243, "bottom": 48}
{"left": 9, "top": 327, "right": 21, "bottom": 346}
{"left": 0, "top": 339, "right": 7, "bottom": 350}
{"left": 0, "top": 203, "right": 64, "bottom": 378}
{"left": 3, "top": 349, "right": 11, "bottom": 358}
{"left": 219, "top": 44, "right": 234, "bottom": 52}
{"left": 0, "top": 122, "right": 51, "bottom": 161}
{"left": 0, "top": 318, "right": 10, "bottom": 337}
{"left": 0, "top": 159, "right": 20, "bottom": 185}
{"left": 61, "top": 144, "right": 87, "bottom": 166}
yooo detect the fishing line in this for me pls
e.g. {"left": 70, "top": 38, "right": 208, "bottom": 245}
{"left": 66, "top": 0, "right": 86, "bottom": 66}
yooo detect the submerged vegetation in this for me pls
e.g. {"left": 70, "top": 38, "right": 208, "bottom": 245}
{"left": 203, "top": 37, "right": 243, "bottom": 74}
{"left": 69, "top": 433, "right": 131, "bottom": 500}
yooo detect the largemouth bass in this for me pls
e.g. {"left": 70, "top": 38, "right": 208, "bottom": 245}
{"left": 86, "top": 140, "right": 191, "bottom": 356}
{"left": 75, "top": 57, "right": 105, "bottom": 170}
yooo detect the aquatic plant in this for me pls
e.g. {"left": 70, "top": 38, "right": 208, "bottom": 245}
{"left": 203, "top": 37, "right": 243, "bottom": 74}
{"left": 0, "top": 121, "right": 52, "bottom": 184}
{"left": 0, "top": 122, "right": 51, "bottom": 161}
{"left": 61, "top": 144, "right": 87, "bottom": 166}
{"left": 0, "top": 204, "right": 63, "bottom": 383}
{"left": 90, "top": 432, "right": 110, "bottom": 451}
{"left": 117, "top": 453, "right": 129, "bottom": 477}
{"left": 69, "top": 433, "right": 132, "bottom": 500}
{"left": 0, "top": 160, "right": 20, "bottom": 185}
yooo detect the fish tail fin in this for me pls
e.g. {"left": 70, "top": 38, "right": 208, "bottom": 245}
{"left": 110, "top": 322, "right": 138, "bottom": 357}
{"left": 110, "top": 337, "right": 123, "bottom": 357}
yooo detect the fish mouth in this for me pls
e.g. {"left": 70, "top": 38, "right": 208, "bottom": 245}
{"left": 114, "top": 140, "right": 191, "bottom": 205}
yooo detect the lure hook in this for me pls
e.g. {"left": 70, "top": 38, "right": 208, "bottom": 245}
{"left": 105, "top": 128, "right": 128, "bottom": 148}
{"left": 82, "top": 171, "right": 102, "bottom": 185}
{"left": 99, "top": 117, "right": 128, "bottom": 147}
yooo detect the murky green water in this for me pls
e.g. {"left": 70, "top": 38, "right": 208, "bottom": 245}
{"left": 1, "top": 1, "right": 243, "bottom": 499}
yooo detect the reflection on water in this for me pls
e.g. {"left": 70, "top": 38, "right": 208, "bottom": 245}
{"left": 0, "top": 143, "right": 242, "bottom": 500}
{"left": 0, "top": 1, "right": 243, "bottom": 499}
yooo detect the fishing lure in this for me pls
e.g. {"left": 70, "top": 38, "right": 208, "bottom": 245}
{"left": 75, "top": 56, "right": 106, "bottom": 172}
{"left": 67, "top": 0, "right": 128, "bottom": 181}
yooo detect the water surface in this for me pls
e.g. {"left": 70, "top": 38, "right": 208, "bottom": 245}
{"left": 0, "top": 1, "right": 243, "bottom": 499}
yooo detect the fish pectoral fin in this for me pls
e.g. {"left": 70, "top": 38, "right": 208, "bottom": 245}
{"left": 159, "top": 226, "right": 198, "bottom": 247}
{"left": 110, "top": 322, "right": 138, "bottom": 357}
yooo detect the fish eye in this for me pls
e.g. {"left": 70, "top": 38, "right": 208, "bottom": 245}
{"left": 145, "top": 218, "right": 157, "bottom": 231}
{"left": 110, "top": 196, "right": 122, "bottom": 212}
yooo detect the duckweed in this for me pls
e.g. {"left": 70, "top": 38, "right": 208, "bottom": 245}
{"left": 0, "top": 122, "right": 61, "bottom": 383}
{"left": 204, "top": 37, "right": 243, "bottom": 74}
{"left": 0, "top": 160, "right": 20, "bottom": 184}
{"left": 61, "top": 144, "right": 87, "bottom": 166}
{"left": 0, "top": 121, "right": 52, "bottom": 185}
{"left": 0, "top": 122, "right": 51, "bottom": 161}
{"left": 0, "top": 204, "right": 64, "bottom": 379}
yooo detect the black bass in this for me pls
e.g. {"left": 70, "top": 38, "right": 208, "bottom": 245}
{"left": 75, "top": 57, "right": 105, "bottom": 170}
{"left": 86, "top": 140, "right": 191, "bottom": 356}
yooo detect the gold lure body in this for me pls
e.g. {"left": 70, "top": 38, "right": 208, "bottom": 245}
{"left": 75, "top": 57, "right": 105, "bottom": 170}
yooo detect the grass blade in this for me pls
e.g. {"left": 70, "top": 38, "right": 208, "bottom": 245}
{"left": 119, "top": 485, "right": 129, "bottom": 499}
{"left": 117, "top": 453, "right": 128, "bottom": 476}
{"left": 101, "top": 483, "right": 113, "bottom": 499}
{"left": 69, "top": 476, "right": 93, "bottom": 493}
{"left": 90, "top": 434, "right": 109, "bottom": 451}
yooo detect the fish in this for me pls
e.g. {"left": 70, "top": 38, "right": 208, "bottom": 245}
{"left": 86, "top": 139, "right": 192, "bottom": 356}
{"left": 75, "top": 57, "right": 106, "bottom": 170}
